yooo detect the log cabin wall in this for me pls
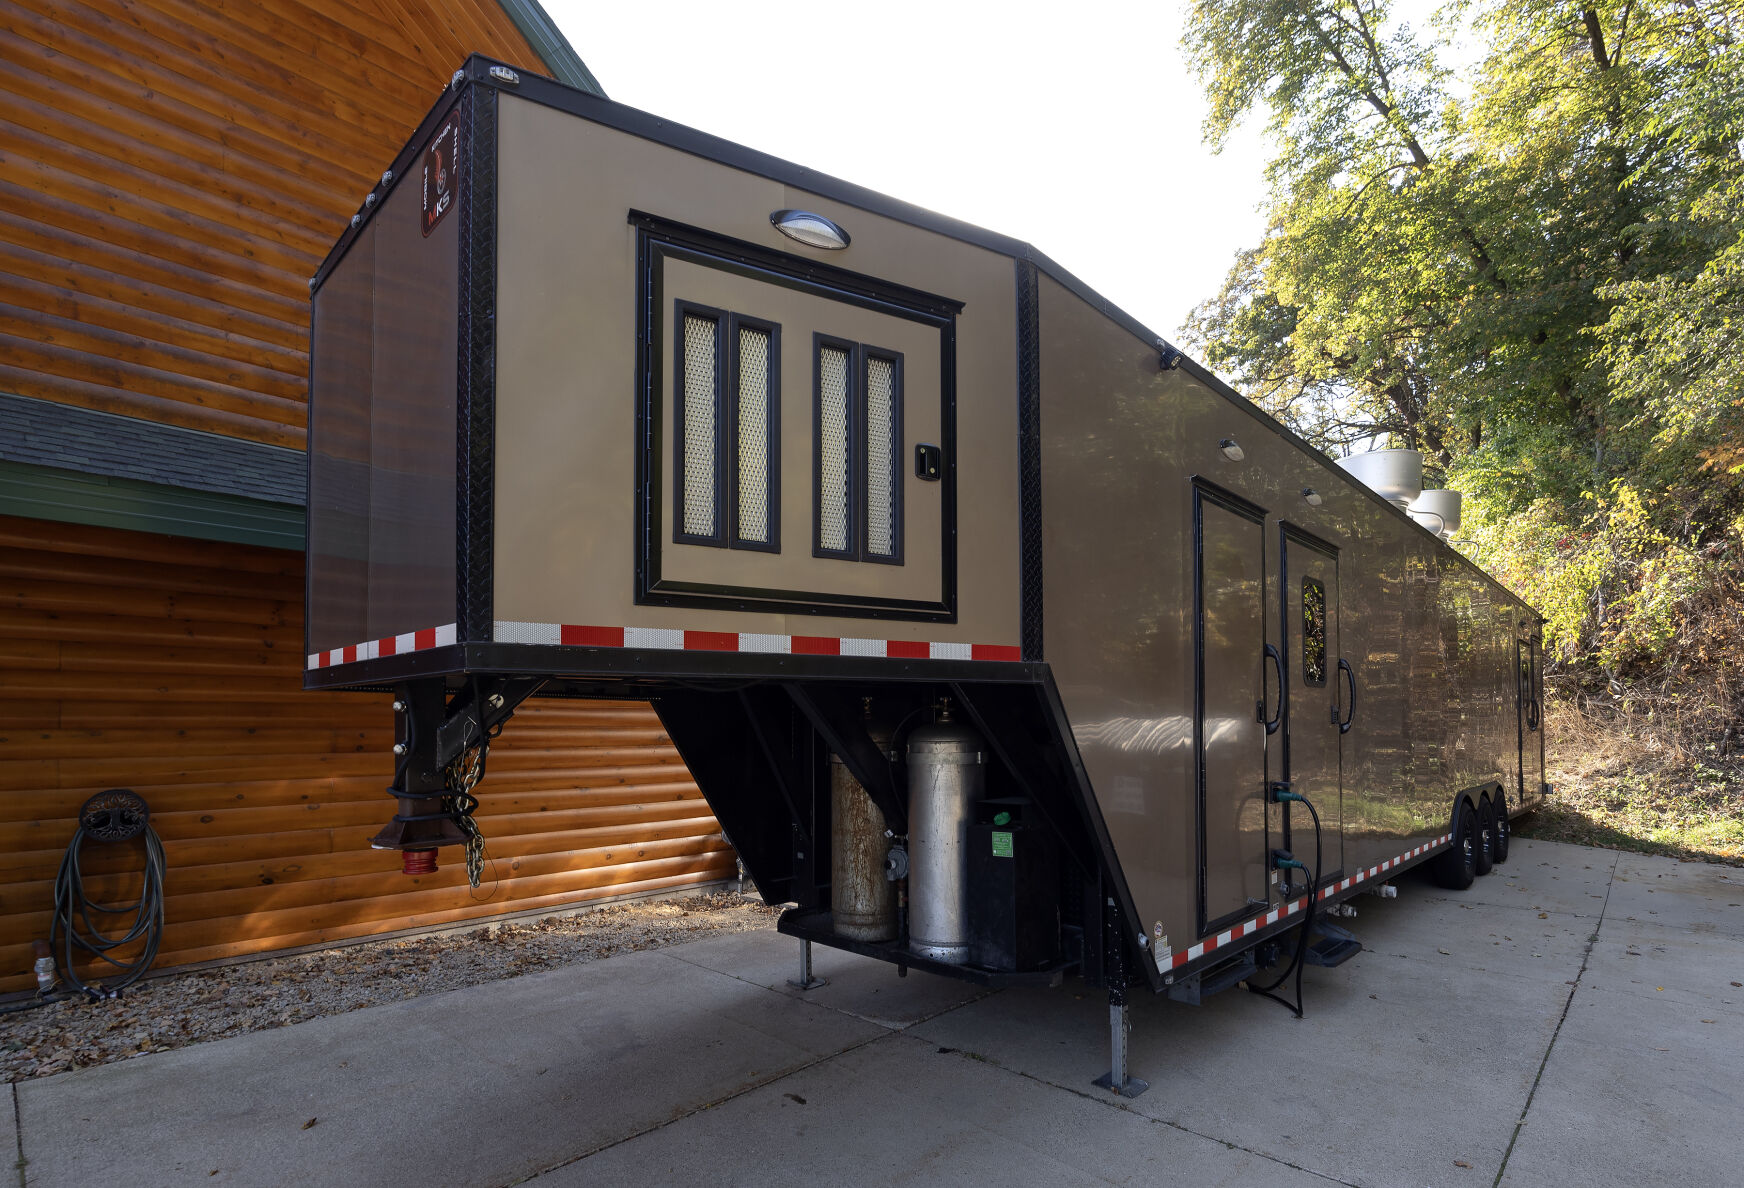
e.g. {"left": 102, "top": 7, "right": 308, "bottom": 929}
{"left": 1, "top": 0, "right": 562, "bottom": 446}
{"left": 0, "top": 515, "right": 735, "bottom": 993}
{"left": 0, "top": 3, "right": 735, "bottom": 992}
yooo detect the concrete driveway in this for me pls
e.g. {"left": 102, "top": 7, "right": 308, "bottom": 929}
{"left": 11, "top": 838, "right": 1742, "bottom": 1187}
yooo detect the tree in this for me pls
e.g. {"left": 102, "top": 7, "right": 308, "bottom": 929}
{"left": 1183, "top": 0, "right": 1744, "bottom": 708}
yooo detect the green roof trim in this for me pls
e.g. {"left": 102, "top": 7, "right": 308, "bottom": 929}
{"left": 497, "top": 0, "right": 606, "bottom": 96}
{"left": 0, "top": 460, "right": 304, "bottom": 551}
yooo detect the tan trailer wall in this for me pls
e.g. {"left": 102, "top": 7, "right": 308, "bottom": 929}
{"left": 490, "top": 94, "right": 1021, "bottom": 645}
{"left": 1037, "top": 275, "right": 1534, "bottom": 953}
{"left": 0, "top": 516, "right": 734, "bottom": 994}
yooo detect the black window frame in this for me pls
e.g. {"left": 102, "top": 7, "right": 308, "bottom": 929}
{"left": 671, "top": 299, "right": 781, "bottom": 552}
{"left": 811, "top": 334, "right": 905, "bottom": 565}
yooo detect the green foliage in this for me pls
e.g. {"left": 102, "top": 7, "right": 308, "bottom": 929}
{"left": 1183, "top": 0, "right": 1744, "bottom": 724}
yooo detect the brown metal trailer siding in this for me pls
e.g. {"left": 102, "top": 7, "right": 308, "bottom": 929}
{"left": 1036, "top": 275, "right": 1542, "bottom": 953}
{"left": 0, "top": 517, "right": 733, "bottom": 995}
{"left": 490, "top": 94, "right": 1022, "bottom": 645}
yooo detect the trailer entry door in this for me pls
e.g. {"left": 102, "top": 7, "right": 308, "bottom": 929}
{"left": 1280, "top": 526, "right": 1344, "bottom": 878}
{"left": 1194, "top": 483, "right": 1272, "bottom": 934}
{"left": 1516, "top": 639, "right": 1542, "bottom": 804}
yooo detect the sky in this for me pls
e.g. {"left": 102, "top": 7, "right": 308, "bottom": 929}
{"left": 540, "top": 1, "right": 1274, "bottom": 346}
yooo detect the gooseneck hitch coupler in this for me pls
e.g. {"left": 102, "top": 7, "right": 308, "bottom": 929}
{"left": 371, "top": 676, "right": 545, "bottom": 874}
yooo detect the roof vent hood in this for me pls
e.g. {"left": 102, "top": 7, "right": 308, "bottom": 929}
{"left": 1409, "top": 489, "right": 1462, "bottom": 540}
{"left": 1335, "top": 448, "right": 1422, "bottom": 511}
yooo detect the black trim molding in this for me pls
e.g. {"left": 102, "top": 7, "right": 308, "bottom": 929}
{"left": 1015, "top": 259, "right": 1043, "bottom": 661}
{"left": 455, "top": 83, "right": 498, "bottom": 644}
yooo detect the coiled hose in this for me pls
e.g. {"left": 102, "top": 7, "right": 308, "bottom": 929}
{"left": 50, "top": 789, "right": 166, "bottom": 999}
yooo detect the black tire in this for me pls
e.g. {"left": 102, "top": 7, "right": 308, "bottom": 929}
{"left": 1474, "top": 796, "right": 1496, "bottom": 876}
{"left": 1491, "top": 792, "right": 1510, "bottom": 864}
{"left": 1432, "top": 802, "right": 1478, "bottom": 890}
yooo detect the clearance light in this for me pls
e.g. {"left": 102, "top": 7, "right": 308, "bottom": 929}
{"left": 771, "top": 209, "right": 850, "bottom": 250}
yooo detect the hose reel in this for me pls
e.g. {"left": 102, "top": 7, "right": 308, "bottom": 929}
{"left": 50, "top": 789, "right": 167, "bottom": 999}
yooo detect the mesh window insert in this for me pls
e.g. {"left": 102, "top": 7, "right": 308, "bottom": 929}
{"left": 865, "top": 354, "right": 897, "bottom": 557}
{"left": 818, "top": 344, "right": 851, "bottom": 553}
{"left": 736, "top": 325, "right": 771, "bottom": 544}
{"left": 1302, "top": 576, "right": 1327, "bottom": 685}
{"left": 681, "top": 313, "right": 720, "bottom": 538}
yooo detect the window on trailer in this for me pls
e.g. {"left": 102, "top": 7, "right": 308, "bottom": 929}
{"left": 673, "top": 301, "right": 780, "bottom": 552}
{"left": 813, "top": 334, "right": 904, "bottom": 564}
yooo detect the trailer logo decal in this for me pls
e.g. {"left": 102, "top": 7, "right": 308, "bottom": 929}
{"left": 421, "top": 116, "right": 459, "bottom": 237}
{"left": 1166, "top": 833, "right": 1454, "bottom": 971}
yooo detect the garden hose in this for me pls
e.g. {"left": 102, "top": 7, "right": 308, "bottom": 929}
{"left": 50, "top": 789, "right": 167, "bottom": 999}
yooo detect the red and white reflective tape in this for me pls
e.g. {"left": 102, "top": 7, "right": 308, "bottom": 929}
{"left": 491, "top": 621, "right": 1023, "bottom": 662}
{"left": 307, "top": 621, "right": 1023, "bottom": 669}
{"left": 1163, "top": 832, "right": 1454, "bottom": 971}
{"left": 307, "top": 623, "right": 456, "bottom": 670}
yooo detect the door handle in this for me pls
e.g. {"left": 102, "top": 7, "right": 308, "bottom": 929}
{"left": 1336, "top": 657, "right": 1356, "bottom": 734}
{"left": 1261, "top": 644, "right": 1285, "bottom": 735}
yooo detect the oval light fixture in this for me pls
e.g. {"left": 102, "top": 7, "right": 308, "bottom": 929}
{"left": 1219, "top": 437, "right": 1245, "bottom": 462}
{"left": 1303, "top": 488, "right": 1323, "bottom": 507}
{"left": 771, "top": 209, "right": 850, "bottom": 250}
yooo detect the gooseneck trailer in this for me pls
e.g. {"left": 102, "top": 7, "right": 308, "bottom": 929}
{"left": 304, "top": 58, "right": 1547, "bottom": 1094}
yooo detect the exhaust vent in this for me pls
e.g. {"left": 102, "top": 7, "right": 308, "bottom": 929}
{"left": 1336, "top": 448, "right": 1422, "bottom": 511}
{"left": 1410, "top": 489, "right": 1462, "bottom": 540}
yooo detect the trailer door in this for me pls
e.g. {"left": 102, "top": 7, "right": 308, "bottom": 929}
{"left": 1194, "top": 483, "right": 1273, "bottom": 933}
{"left": 1280, "top": 527, "right": 1344, "bottom": 877}
{"left": 1516, "top": 639, "right": 1542, "bottom": 805}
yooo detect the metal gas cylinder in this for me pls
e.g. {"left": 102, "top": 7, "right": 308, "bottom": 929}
{"left": 906, "top": 704, "right": 985, "bottom": 963}
{"left": 831, "top": 716, "right": 897, "bottom": 942}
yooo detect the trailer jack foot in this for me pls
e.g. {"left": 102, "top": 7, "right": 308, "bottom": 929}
{"left": 1091, "top": 996, "right": 1148, "bottom": 1098}
{"left": 786, "top": 939, "right": 827, "bottom": 991}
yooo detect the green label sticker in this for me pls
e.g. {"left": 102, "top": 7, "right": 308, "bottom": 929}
{"left": 991, "top": 831, "right": 1014, "bottom": 858}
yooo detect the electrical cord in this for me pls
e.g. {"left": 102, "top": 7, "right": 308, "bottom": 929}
{"left": 50, "top": 792, "right": 167, "bottom": 999}
{"left": 1248, "top": 792, "right": 1322, "bottom": 1018}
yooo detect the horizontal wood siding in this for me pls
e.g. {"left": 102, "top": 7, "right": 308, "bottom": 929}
{"left": 0, "top": 0, "right": 549, "bottom": 445}
{"left": 0, "top": 516, "right": 735, "bottom": 992}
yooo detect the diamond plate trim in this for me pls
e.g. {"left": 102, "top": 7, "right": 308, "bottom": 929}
{"left": 456, "top": 84, "right": 497, "bottom": 644}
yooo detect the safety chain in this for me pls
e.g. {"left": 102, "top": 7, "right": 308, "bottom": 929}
{"left": 444, "top": 741, "right": 487, "bottom": 889}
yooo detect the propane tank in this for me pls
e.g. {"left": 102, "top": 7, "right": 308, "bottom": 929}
{"left": 906, "top": 701, "right": 985, "bottom": 963}
{"left": 831, "top": 708, "right": 897, "bottom": 942}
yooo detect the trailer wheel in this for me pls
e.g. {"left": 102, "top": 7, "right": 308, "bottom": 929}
{"left": 1491, "top": 793, "right": 1510, "bottom": 864}
{"left": 1431, "top": 802, "right": 1477, "bottom": 890}
{"left": 1473, "top": 796, "right": 1496, "bottom": 876}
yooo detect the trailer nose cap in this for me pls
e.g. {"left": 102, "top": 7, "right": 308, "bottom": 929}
{"left": 771, "top": 209, "right": 850, "bottom": 250}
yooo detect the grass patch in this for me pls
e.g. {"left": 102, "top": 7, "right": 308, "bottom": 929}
{"left": 1516, "top": 700, "right": 1744, "bottom": 866}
